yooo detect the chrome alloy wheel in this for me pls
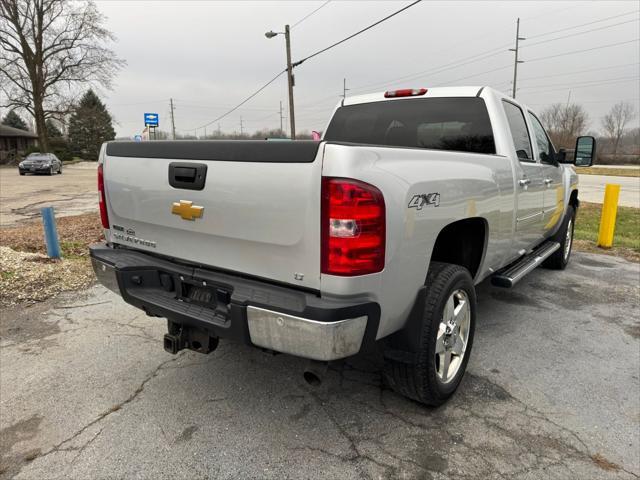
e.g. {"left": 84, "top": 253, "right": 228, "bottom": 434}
{"left": 435, "top": 289, "right": 471, "bottom": 384}
{"left": 564, "top": 218, "right": 573, "bottom": 261}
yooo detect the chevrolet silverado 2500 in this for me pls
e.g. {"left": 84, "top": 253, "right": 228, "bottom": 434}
{"left": 90, "top": 86, "right": 595, "bottom": 406}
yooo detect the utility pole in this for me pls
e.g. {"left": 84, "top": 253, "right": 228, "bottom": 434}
{"left": 217, "top": 123, "right": 221, "bottom": 137}
{"left": 239, "top": 116, "right": 244, "bottom": 136}
{"left": 169, "top": 98, "right": 176, "bottom": 140}
{"left": 342, "top": 78, "right": 350, "bottom": 99}
{"left": 265, "top": 25, "right": 296, "bottom": 139}
{"left": 509, "top": 18, "right": 525, "bottom": 99}
{"left": 279, "top": 100, "right": 284, "bottom": 134}
{"left": 284, "top": 25, "right": 296, "bottom": 139}
{"left": 204, "top": 126, "right": 207, "bottom": 139}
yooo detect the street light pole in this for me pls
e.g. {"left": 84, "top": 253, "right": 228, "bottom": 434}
{"left": 266, "top": 25, "right": 296, "bottom": 140}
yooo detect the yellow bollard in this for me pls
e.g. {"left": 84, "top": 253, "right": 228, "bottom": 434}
{"left": 597, "top": 184, "right": 621, "bottom": 248}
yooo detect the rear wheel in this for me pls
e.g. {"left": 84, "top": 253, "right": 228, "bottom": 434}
{"left": 384, "top": 262, "right": 476, "bottom": 406}
{"left": 58, "top": 165, "right": 62, "bottom": 174}
{"left": 543, "top": 205, "right": 575, "bottom": 270}
{"left": 19, "top": 171, "right": 25, "bottom": 176}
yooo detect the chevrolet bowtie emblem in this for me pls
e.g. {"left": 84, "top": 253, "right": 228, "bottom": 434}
{"left": 171, "top": 200, "right": 204, "bottom": 221}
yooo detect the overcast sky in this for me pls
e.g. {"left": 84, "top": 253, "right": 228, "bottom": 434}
{"left": 95, "top": 0, "right": 639, "bottom": 138}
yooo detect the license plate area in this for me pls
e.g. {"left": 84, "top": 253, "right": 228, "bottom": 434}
{"left": 180, "top": 280, "right": 231, "bottom": 319}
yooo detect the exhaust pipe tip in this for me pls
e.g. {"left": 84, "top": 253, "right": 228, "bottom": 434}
{"left": 303, "top": 370, "right": 322, "bottom": 386}
{"left": 303, "top": 360, "right": 328, "bottom": 387}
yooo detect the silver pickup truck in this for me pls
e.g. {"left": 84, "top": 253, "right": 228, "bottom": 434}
{"left": 90, "top": 86, "right": 595, "bottom": 405}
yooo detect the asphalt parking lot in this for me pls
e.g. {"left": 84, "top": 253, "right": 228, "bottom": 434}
{"left": 0, "top": 163, "right": 97, "bottom": 227}
{"left": 1, "top": 252, "right": 638, "bottom": 480}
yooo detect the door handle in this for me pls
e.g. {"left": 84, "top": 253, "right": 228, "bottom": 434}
{"left": 518, "top": 178, "right": 531, "bottom": 187}
{"left": 544, "top": 178, "right": 553, "bottom": 186}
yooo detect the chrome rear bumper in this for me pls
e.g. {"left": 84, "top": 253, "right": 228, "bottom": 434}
{"left": 247, "top": 306, "right": 367, "bottom": 361}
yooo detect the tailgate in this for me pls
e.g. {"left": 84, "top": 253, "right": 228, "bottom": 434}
{"left": 102, "top": 141, "right": 323, "bottom": 290}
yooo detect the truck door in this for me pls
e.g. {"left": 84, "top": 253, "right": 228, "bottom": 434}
{"left": 502, "top": 100, "right": 545, "bottom": 252}
{"left": 528, "top": 112, "right": 565, "bottom": 235}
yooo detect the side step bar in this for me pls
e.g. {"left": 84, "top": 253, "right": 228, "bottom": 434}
{"left": 491, "top": 241, "right": 560, "bottom": 288}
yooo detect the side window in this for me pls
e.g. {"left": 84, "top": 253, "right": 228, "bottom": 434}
{"left": 502, "top": 100, "right": 533, "bottom": 162}
{"left": 528, "top": 112, "right": 556, "bottom": 164}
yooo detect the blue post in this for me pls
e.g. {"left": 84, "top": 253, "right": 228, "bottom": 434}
{"left": 41, "top": 207, "right": 62, "bottom": 259}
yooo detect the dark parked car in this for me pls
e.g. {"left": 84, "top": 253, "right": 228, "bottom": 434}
{"left": 18, "top": 153, "right": 63, "bottom": 175}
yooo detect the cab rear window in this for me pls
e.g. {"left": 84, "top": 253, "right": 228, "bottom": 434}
{"left": 324, "top": 97, "right": 495, "bottom": 154}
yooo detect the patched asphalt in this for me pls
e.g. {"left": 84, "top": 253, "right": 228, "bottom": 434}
{"left": 1, "top": 252, "right": 638, "bottom": 479}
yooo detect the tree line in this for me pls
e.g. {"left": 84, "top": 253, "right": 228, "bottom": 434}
{"left": 149, "top": 129, "right": 315, "bottom": 141}
{"left": 540, "top": 101, "right": 638, "bottom": 163}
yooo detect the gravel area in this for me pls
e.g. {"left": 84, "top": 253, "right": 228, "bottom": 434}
{"left": 0, "top": 246, "right": 95, "bottom": 307}
{"left": 0, "top": 212, "right": 102, "bottom": 257}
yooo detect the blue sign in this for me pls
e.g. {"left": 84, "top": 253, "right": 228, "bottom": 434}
{"left": 144, "top": 113, "right": 159, "bottom": 127}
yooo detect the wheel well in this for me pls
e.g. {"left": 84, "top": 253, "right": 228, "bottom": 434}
{"left": 569, "top": 189, "right": 579, "bottom": 209}
{"left": 430, "top": 218, "right": 487, "bottom": 279}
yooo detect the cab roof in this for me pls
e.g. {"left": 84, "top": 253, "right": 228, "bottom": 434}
{"left": 343, "top": 86, "right": 488, "bottom": 106}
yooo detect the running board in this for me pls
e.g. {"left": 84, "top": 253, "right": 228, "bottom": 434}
{"left": 491, "top": 241, "right": 561, "bottom": 288}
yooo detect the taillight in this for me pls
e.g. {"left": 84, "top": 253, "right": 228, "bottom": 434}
{"left": 98, "top": 164, "right": 109, "bottom": 228}
{"left": 384, "top": 88, "right": 427, "bottom": 98}
{"left": 321, "top": 177, "right": 385, "bottom": 276}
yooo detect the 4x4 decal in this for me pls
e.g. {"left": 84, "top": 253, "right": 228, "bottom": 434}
{"left": 408, "top": 193, "right": 440, "bottom": 210}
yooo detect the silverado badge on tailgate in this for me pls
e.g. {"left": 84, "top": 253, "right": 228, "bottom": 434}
{"left": 171, "top": 200, "right": 204, "bottom": 221}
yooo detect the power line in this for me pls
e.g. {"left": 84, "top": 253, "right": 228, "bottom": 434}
{"left": 174, "top": 102, "right": 276, "bottom": 112}
{"left": 433, "top": 65, "right": 513, "bottom": 87}
{"left": 520, "top": 74, "right": 640, "bottom": 90}
{"left": 523, "top": 77, "right": 639, "bottom": 95}
{"left": 181, "top": 69, "right": 286, "bottom": 131}
{"left": 349, "top": 46, "right": 509, "bottom": 94}
{"left": 518, "top": 62, "right": 640, "bottom": 82}
{"left": 527, "top": 97, "right": 639, "bottom": 106}
{"left": 526, "top": 38, "right": 639, "bottom": 63}
{"left": 521, "top": 19, "right": 638, "bottom": 49}
{"left": 348, "top": 12, "right": 640, "bottom": 95}
{"left": 292, "top": 0, "right": 422, "bottom": 68}
{"left": 291, "top": 0, "right": 331, "bottom": 29}
{"left": 526, "top": 9, "right": 639, "bottom": 40}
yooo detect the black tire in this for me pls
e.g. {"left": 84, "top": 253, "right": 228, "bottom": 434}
{"left": 58, "top": 166, "right": 62, "bottom": 174}
{"left": 48, "top": 166, "right": 53, "bottom": 176}
{"left": 384, "top": 262, "right": 476, "bottom": 406}
{"left": 543, "top": 205, "right": 575, "bottom": 270}
{"left": 19, "top": 171, "right": 25, "bottom": 176}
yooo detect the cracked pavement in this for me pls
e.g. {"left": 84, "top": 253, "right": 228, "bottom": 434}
{"left": 0, "top": 163, "right": 97, "bottom": 227}
{"left": 0, "top": 252, "right": 638, "bottom": 479}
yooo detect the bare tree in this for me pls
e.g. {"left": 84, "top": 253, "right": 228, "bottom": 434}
{"left": 540, "top": 103, "right": 589, "bottom": 149}
{"left": 0, "top": 0, "right": 124, "bottom": 151}
{"left": 601, "top": 101, "right": 636, "bottom": 160}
